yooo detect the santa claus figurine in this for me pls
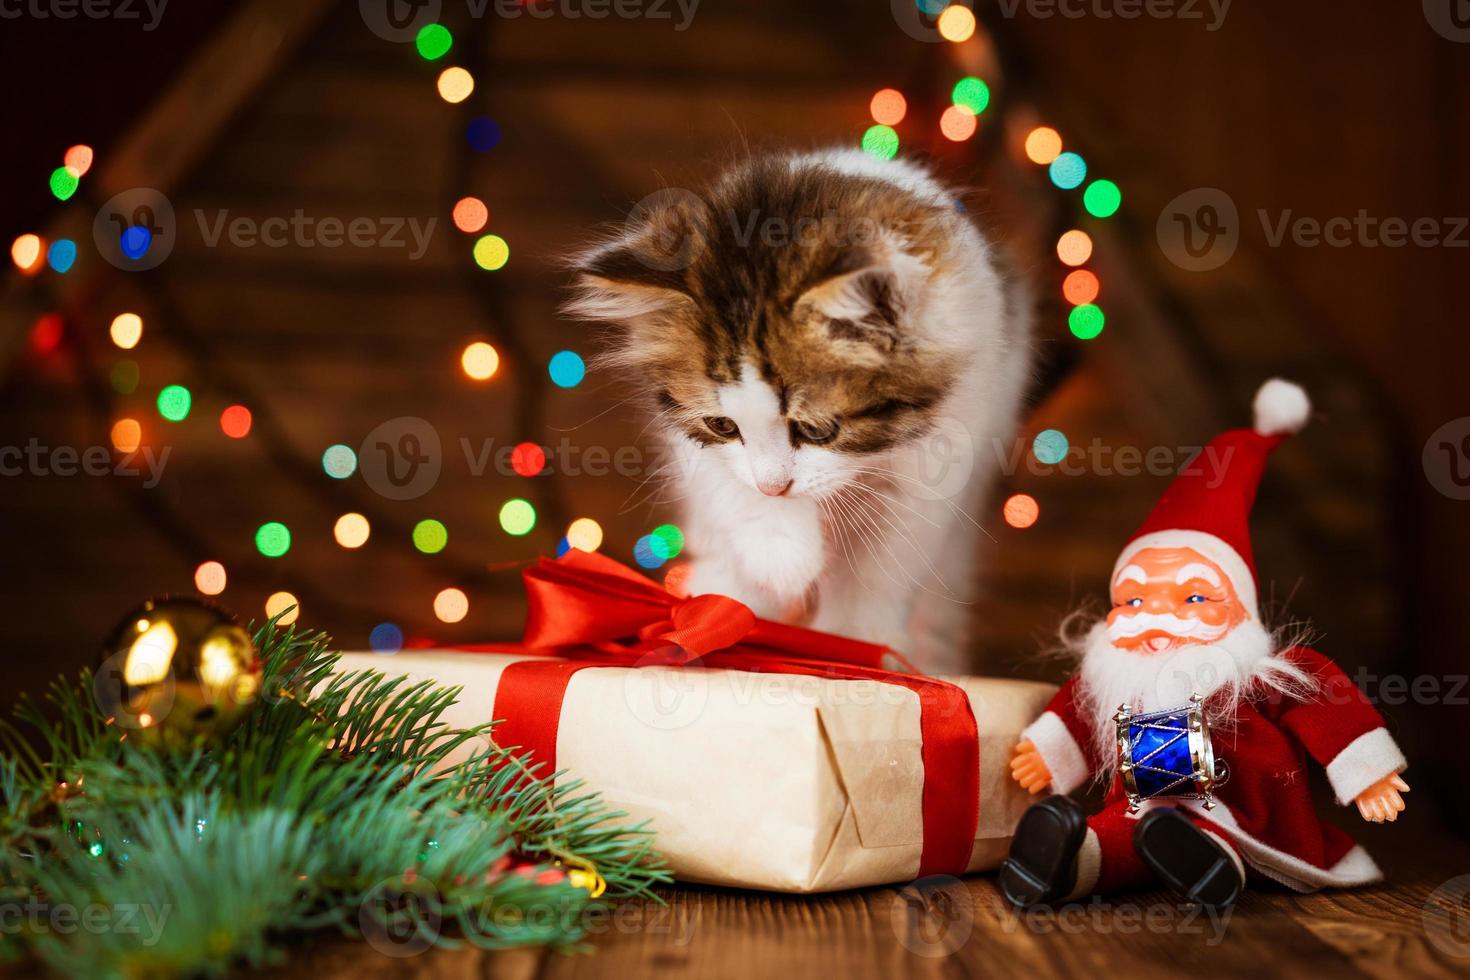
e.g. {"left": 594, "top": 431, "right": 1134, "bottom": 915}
{"left": 1000, "top": 379, "right": 1409, "bottom": 911}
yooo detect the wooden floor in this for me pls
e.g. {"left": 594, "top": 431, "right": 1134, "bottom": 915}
{"left": 276, "top": 821, "right": 1470, "bottom": 980}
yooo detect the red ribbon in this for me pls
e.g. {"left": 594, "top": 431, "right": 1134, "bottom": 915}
{"left": 476, "top": 550, "right": 980, "bottom": 877}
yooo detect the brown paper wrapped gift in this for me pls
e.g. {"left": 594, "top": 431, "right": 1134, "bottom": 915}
{"left": 336, "top": 648, "right": 1055, "bottom": 893}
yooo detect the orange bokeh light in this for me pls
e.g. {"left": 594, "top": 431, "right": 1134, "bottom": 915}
{"left": 453, "top": 196, "right": 488, "bottom": 233}
{"left": 939, "top": 105, "right": 978, "bottom": 142}
{"left": 64, "top": 145, "right": 94, "bottom": 178}
{"left": 194, "top": 561, "right": 227, "bottom": 596}
{"left": 220, "top": 405, "right": 253, "bottom": 439}
{"left": 111, "top": 418, "right": 142, "bottom": 453}
{"left": 437, "top": 67, "right": 475, "bottom": 104}
{"left": 11, "top": 235, "right": 44, "bottom": 275}
{"left": 869, "top": 88, "right": 907, "bottom": 126}
{"left": 1024, "top": 127, "right": 1063, "bottom": 165}
{"left": 1003, "top": 493, "right": 1040, "bottom": 529}
{"left": 937, "top": 5, "right": 977, "bottom": 43}
{"left": 1062, "top": 269, "right": 1100, "bottom": 306}
{"left": 1056, "top": 230, "right": 1094, "bottom": 267}
{"left": 461, "top": 341, "right": 499, "bottom": 381}
{"left": 434, "top": 587, "right": 469, "bottom": 624}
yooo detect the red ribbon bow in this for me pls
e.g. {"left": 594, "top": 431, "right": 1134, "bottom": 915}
{"left": 480, "top": 550, "right": 981, "bottom": 878}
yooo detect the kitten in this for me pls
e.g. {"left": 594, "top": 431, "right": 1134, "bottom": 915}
{"left": 566, "top": 150, "right": 1031, "bottom": 673}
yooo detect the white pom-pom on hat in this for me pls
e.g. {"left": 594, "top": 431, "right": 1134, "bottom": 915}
{"left": 1253, "top": 378, "right": 1311, "bottom": 436}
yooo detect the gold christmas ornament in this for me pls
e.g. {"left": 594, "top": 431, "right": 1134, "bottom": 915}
{"left": 97, "top": 597, "right": 262, "bottom": 744}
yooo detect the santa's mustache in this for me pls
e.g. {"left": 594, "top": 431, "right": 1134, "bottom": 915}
{"left": 1105, "top": 612, "right": 1230, "bottom": 644}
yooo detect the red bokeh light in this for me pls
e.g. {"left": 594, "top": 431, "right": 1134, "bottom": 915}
{"left": 511, "top": 442, "right": 546, "bottom": 477}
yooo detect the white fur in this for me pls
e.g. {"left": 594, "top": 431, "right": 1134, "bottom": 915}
{"left": 1253, "top": 378, "right": 1310, "bottom": 436}
{"left": 670, "top": 151, "right": 1030, "bottom": 672}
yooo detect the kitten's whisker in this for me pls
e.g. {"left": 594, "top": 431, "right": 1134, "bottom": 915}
{"left": 834, "top": 487, "right": 920, "bottom": 595}
{"left": 840, "top": 484, "right": 960, "bottom": 602}
{"left": 841, "top": 483, "right": 955, "bottom": 598}
{"left": 845, "top": 466, "right": 998, "bottom": 545}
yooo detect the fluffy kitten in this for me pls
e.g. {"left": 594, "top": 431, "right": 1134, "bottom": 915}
{"left": 566, "top": 150, "right": 1030, "bottom": 673}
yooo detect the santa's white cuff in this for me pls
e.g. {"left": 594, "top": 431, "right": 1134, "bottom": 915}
{"left": 1326, "top": 727, "right": 1407, "bottom": 805}
{"left": 1021, "top": 711, "right": 1091, "bottom": 796}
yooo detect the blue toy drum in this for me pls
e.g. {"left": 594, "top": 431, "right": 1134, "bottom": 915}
{"left": 1114, "top": 694, "right": 1225, "bottom": 813}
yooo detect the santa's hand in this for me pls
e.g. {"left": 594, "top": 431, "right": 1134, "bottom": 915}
{"left": 1354, "top": 774, "right": 1409, "bottom": 823}
{"left": 1010, "top": 740, "right": 1052, "bottom": 794}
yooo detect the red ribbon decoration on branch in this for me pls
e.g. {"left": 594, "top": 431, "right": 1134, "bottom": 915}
{"left": 476, "top": 550, "right": 981, "bottom": 877}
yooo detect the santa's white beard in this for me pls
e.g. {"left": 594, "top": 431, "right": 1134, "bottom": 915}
{"left": 1073, "top": 617, "right": 1317, "bottom": 779}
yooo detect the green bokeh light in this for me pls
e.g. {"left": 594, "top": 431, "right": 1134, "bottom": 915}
{"left": 413, "top": 519, "right": 448, "bottom": 554}
{"left": 473, "top": 235, "right": 510, "bottom": 271}
{"left": 49, "top": 167, "right": 79, "bottom": 201}
{"left": 321, "top": 444, "right": 358, "bottom": 479}
{"left": 1032, "top": 429, "right": 1069, "bottom": 465}
{"left": 415, "top": 23, "right": 452, "bottom": 60}
{"left": 499, "top": 498, "right": 536, "bottom": 536}
{"left": 255, "top": 522, "right": 291, "bottom": 558}
{"left": 649, "top": 523, "right": 685, "bottom": 560}
{"left": 1083, "top": 179, "right": 1122, "bottom": 218}
{"left": 951, "top": 76, "right": 991, "bottom": 115}
{"left": 1069, "top": 304, "right": 1106, "bottom": 340}
{"left": 156, "top": 385, "right": 192, "bottom": 422}
{"left": 860, "top": 125, "right": 899, "bottom": 161}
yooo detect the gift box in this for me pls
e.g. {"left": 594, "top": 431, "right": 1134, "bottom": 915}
{"left": 337, "top": 552, "right": 1055, "bottom": 893}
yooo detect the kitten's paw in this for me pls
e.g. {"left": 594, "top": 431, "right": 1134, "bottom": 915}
{"left": 682, "top": 558, "right": 789, "bottom": 621}
{"left": 729, "top": 504, "right": 826, "bottom": 603}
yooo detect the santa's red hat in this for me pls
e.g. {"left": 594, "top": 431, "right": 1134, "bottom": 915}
{"left": 1111, "top": 379, "right": 1311, "bottom": 620}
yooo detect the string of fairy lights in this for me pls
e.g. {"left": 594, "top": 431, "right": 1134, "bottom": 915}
{"left": 855, "top": 1, "right": 1125, "bottom": 535}
{"left": 10, "top": 3, "right": 1120, "bottom": 646}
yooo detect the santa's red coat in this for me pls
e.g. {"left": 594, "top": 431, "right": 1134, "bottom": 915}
{"left": 1021, "top": 646, "right": 1407, "bottom": 891}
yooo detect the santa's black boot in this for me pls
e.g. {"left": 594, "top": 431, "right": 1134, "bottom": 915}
{"left": 1133, "top": 808, "right": 1244, "bottom": 911}
{"left": 998, "top": 795, "right": 1088, "bottom": 908}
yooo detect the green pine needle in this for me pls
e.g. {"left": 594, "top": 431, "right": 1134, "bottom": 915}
{"left": 0, "top": 620, "right": 671, "bottom": 977}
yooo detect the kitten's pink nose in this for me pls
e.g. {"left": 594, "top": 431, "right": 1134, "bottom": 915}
{"left": 758, "top": 477, "right": 793, "bottom": 497}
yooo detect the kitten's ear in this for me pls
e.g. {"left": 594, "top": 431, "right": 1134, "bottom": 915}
{"left": 563, "top": 193, "right": 707, "bottom": 323}
{"left": 794, "top": 250, "right": 930, "bottom": 356}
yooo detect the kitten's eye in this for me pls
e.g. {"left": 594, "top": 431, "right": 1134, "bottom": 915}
{"left": 791, "top": 419, "right": 839, "bottom": 445}
{"left": 705, "top": 416, "right": 740, "bottom": 439}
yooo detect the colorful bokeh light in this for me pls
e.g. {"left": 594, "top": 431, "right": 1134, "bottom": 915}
{"left": 434, "top": 587, "right": 469, "bottom": 624}
{"left": 548, "top": 350, "right": 585, "bottom": 388}
{"left": 436, "top": 67, "right": 474, "bottom": 104}
{"left": 566, "top": 517, "right": 603, "bottom": 553}
{"left": 321, "top": 444, "right": 358, "bottom": 479}
{"left": 47, "top": 239, "right": 77, "bottom": 273}
{"left": 473, "top": 234, "right": 509, "bottom": 270}
{"left": 499, "top": 498, "right": 536, "bottom": 536}
{"left": 649, "top": 524, "right": 685, "bottom": 560}
{"left": 1062, "top": 269, "right": 1100, "bottom": 306}
{"left": 49, "top": 167, "right": 79, "bottom": 201}
{"left": 194, "top": 561, "right": 227, "bottom": 596}
{"left": 461, "top": 341, "right": 500, "bottom": 380}
{"left": 110, "top": 361, "right": 140, "bottom": 394}
{"left": 1032, "top": 429, "right": 1069, "bottom": 465}
{"left": 265, "top": 591, "right": 300, "bottom": 626}
{"left": 936, "top": 4, "right": 976, "bottom": 42}
{"left": 11, "top": 234, "right": 43, "bottom": 275}
{"left": 633, "top": 535, "right": 665, "bottom": 570}
{"left": 511, "top": 442, "right": 546, "bottom": 477}
{"left": 334, "top": 512, "right": 371, "bottom": 549}
{"left": 1056, "top": 230, "right": 1094, "bottom": 267}
{"left": 256, "top": 522, "right": 291, "bottom": 558}
{"left": 663, "top": 561, "right": 691, "bottom": 596}
{"left": 1083, "top": 179, "right": 1122, "bottom": 218}
{"left": 1049, "top": 152, "right": 1088, "bottom": 190}
{"left": 111, "top": 418, "right": 141, "bottom": 453}
{"left": 413, "top": 519, "right": 448, "bottom": 554}
{"left": 30, "top": 315, "right": 62, "bottom": 354}
{"left": 860, "top": 124, "right": 899, "bottom": 161}
{"left": 1003, "top": 493, "right": 1040, "bottom": 529}
{"left": 951, "top": 76, "right": 990, "bottom": 114}
{"left": 110, "top": 313, "right": 143, "bottom": 350}
{"left": 220, "top": 405, "right": 252, "bottom": 438}
{"left": 869, "top": 88, "right": 907, "bottom": 126}
{"left": 1023, "top": 127, "right": 1062, "bottom": 165}
{"left": 453, "top": 197, "right": 488, "bottom": 233}
{"left": 1069, "top": 303, "right": 1106, "bottom": 340}
{"left": 466, "top": 117, "right": 501, "bottom": 152}
{"left": 370, "top": 623, "right": 404, "bottom": 654}
{"left": 415, "top": 23, "right": 452, "bottom": 60}
{"left": 156, "top": 385, "right": 192, "bottom": 422}
{"left": 64, "top": 145, "right": 94, "bottom": 177}
{"left": 939, "top": 105, "right": 978, "bottom": 142}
